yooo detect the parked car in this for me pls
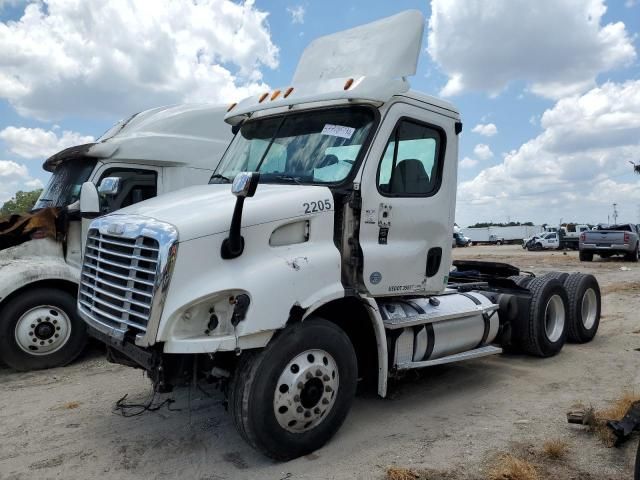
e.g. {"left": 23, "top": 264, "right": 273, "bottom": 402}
{"left": 453, "top": 232, "right": 470, "bottom": 247}
{"left": 526, "top": 232, "right": 559, "bottom": 251}
{"left": 579, "top": 223, "right": 640, "bottom": 262}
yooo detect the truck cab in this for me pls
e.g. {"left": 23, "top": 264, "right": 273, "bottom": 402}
{"left": 0, "top": 104, "right": 231, "bottom": 371}
{"left": 79, "top": 11, "right": 602, "bottom": 460}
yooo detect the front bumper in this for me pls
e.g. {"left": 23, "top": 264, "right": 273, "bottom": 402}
{"left": 87, "top": 323, "right": 158, "bottom": 371}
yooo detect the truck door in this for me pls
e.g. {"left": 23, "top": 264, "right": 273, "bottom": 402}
{"left": 357, "top": 103, "right": 457, "bottom": 296}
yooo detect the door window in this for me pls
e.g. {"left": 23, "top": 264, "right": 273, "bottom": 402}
{"left": 377, "top": 119, "right": 444, "bottom": 196}
{"left": 98, "top": 168, "right": 158, "bottom": 213}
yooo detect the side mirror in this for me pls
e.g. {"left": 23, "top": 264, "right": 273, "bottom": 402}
{"left": 80, "top": 181, "right": 100, "bottom": 219}
{"left": 98, "top": 176, "right": 122, "bottom": 196}
{"left": 221, "top": 172, "right": 260, "bottom": 259}
{"left": 231, "top": 172, "right": 260, "bottom": 198}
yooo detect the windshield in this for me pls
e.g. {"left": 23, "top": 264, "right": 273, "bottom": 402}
{"left": 211, "top": 106, "right": 376, "bottom": 185}
{"left": 33, "top": 159, "right": 97, "bottom": 210}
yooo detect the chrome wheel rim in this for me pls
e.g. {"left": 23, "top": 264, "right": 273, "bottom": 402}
{"left": 14, "top": 305, "right": 71, "bottom": 355}
{"left": 273, "top": 349, "right": 339, "bottom": 433}
{"left": 544, "top": 294, "right": 565, "bottom": 342}
{"left": 581, "top": 288, "right": 598, "bottom": 330}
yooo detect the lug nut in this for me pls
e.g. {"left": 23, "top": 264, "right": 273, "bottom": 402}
{"left": 53, "top": 319, "right": 58, "bottom": 324}
{"left": 294, "top": 395, "right": 300, "bottom": 402}
{"left": 54, "top": 334, "right": 59, "bottom": 338}
{"left": 37, "top": 319, "right": 41, "bottom": 323}
{"left": 28, "top": 332, "right": 33, "bottom": 336}
{"left": 297, "top": 406, "right": 303, "bottom": 413}
{"left": 306, "top": 372, "right": 312, "bottom": 380}
{"left": 304, "top": 411, "right": 311, "bottom": 418}
{"left": 297, "top": 382, "right": 304, "bottom": 390}
{"left": 56, "top": 327, "right": 60, "bottom": 331}
{"left": 32, "top": 338, "right": 37, "bottom": 343}
{"left": 314, "top": 407, "right": 320, "bottom": 414}
{"left": 322, "top": 398, "right": 329, "bottom": 405}
{"left": 323, "top": 374, "right": 329, "bottom": 381}
{"left": 48, "top": 339, "right": 53, "bottom": 343}
{"left": 315, "top": 369, "right": 322, "bottom": 376}
{"left": 325, "top": 386, "right": 333, "bottom": 393}
{"left": 30, "top": 324, "right": 35, "bottom": 328}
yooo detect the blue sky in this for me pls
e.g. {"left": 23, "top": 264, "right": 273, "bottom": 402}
{"left": 1, "top": 0, "right": 639, "bottom": 226}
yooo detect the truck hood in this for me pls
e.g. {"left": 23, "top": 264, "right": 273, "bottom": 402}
{"left": 112, "top": 183, "right": 334, "bottom": 242}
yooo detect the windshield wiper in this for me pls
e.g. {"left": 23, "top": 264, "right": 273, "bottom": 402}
{"left": 274, "top": 174, "right": 302, "bottom": 184}
{"left": 210, "top": 174, "right": 231, "bottom": 184}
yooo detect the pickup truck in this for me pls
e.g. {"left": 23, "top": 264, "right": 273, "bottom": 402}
{"left": 579, "top": 224, "right": 640, "bottom": 262}
{"left": 525, "top": 232, "right": 559, "bottom": 251}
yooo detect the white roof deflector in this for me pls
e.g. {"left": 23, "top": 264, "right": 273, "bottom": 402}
{"left": 293, "top": 10, "right": 425, "bottom": 83}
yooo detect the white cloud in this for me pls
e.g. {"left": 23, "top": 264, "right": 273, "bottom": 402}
{"left": 0, "top": 160, "right": 28, "bottom": 181}
{"left": 456, "top": 80, "right": 640, "bottom": 226}
{"left": 428, "top": 0, "right": 636, "bottom": 99}
{"left": 471, "top": 123, "right": 498, "bottom": 137}
{"left": 459, "top": 157, "right": 478, "bottom": 169}
{"left": 0, "top": 126, "right": 94, "bottom": 159}
{"left": 625, "top": 0, "right": 637, "bottom": 7}
{"left": 473, "top": 143, "right": 494, "bottom": 160}
{"left": 287, "top": 5, "right": 305, "bottom": 24}
{"left": 0, "top": 160, "right": 41, "bottom": 203}
{"left": 0, "top": 0, "right": 279, "bottom": 120}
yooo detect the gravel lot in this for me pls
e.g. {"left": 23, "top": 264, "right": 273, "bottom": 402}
{"left": 1, "top": 245, "right": 639, "bottom": 479}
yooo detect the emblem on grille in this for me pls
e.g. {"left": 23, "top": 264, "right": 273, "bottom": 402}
{"left": 107, "top": 223, "right": 126, "bottom": 235}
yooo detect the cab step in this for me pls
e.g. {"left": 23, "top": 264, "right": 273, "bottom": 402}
{"left": 395, "top": 345, "right": 502, "bottom": 370}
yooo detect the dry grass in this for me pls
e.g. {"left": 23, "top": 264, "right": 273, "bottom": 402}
{"left": 541, "top": 439, "right": 569, "bottom": 459}
{"left": 63, "top": 401, "right": 81, "bottom": 409}
{"left": 601, "top": 280, "right": 640, "bottom": 296}
{"left": 487, "top": 454, "right": 539, "bottom": 480}
{"left": 386, "top": 467, "right": 420, "bottom": 480}
{"left": 588, "top": 391, "right": 640, "bottom": 446}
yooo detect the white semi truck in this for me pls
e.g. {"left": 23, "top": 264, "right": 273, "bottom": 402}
{"left": 0, "top": 104, "right": 231, "bottom": 371}
{"left": 78, "top": 12, "right": 602, "bottom": 460}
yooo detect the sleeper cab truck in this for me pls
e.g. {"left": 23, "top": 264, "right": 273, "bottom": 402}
{"left": 0, "top": 104, "right": 232, "bottom": 371}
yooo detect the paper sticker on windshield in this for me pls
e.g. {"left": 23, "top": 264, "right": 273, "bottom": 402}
{"left": 321, "top": 124, "right": 355, "bottom": 139}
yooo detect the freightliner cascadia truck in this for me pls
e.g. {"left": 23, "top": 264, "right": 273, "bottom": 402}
{"left": 0, "top": 104, "right": 231, "bottom": 371}
{"left": 77, "top": 11, "right": 601, "bottom": 460}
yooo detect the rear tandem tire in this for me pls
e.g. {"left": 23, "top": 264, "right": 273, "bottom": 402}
{"left": 228, "top": 318, "right": 357, "bottom": 461}
{"left": 509, "top": 275, "right": 535, "bottom": 288}
{"left": 518, "top": 277, "right": 569, "bottom": 357}
{"left": 563, "top": 273, "right": 601, "bottom": 343}
{"left": 579, "top": 251, "right": 593, "bottom": 262}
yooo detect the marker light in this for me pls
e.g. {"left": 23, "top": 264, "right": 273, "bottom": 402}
{"left": 284, "top": 87, "right": 294, "bottom": 98}
{"left": 270, "top": 90, "right": 281, "bottom": 101}
{"left": 344, "top": 78, "right": 354, "bottom": 90}
{"left": 258, "top": 92, "right": 269, "bottom": 103}
{"left": 227, "top": 102, "right": 237, "bottom": 112}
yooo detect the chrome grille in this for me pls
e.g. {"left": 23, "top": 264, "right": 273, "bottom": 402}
{"left": 79, "top": 229, "right": 159, "bottom": 332}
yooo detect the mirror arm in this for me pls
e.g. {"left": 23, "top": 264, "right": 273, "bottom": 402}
{"left": 220, "top": 197, "right": 246, "bottom": 259}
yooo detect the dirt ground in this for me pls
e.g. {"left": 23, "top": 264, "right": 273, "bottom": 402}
{"left": 1, "top": 245, "right": 639, "bottom": 479}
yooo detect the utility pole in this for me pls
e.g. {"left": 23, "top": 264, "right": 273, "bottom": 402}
{"left": 612, "top": 203, "right": 618, "bottom": 225}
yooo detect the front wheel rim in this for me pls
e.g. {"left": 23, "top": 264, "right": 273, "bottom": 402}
{"left": 544, "top": 294, "right": 565, "bottom": 343}
{"left": 14, "top": 305, "right": 72, "bottom": 355}
{"left": 581, "top": 288, "right": 598, "bottom": 330}
{"left": 273, "top": 349, "right": 339, "bottom": 433}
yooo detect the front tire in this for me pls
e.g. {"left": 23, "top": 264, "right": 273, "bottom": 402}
{"left": 228, "top": 318, "right": 357, "bottom": 460}
{"left": 0, "top": 288, "right": 87, "bottom": 371}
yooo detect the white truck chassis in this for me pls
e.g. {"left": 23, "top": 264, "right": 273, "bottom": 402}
{"left": 78, "top": 11, "right": 602, "bottom": 460}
